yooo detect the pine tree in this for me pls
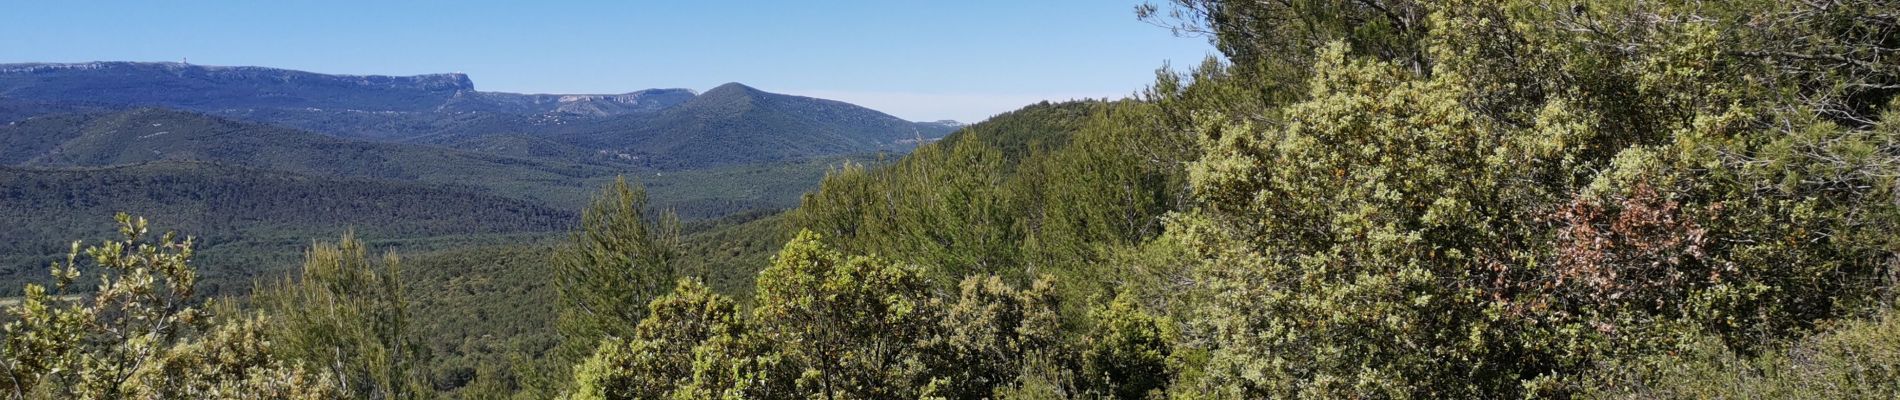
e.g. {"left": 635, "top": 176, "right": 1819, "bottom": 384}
{"left": 255, "top": 232, "right": 428, "bottom": 399}
{"left": 552, "top": 177, "right": 683, "bottom": 365}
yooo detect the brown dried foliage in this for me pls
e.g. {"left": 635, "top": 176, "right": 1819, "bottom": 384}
{"left": 1549, "top": 183, "right": 1729, "bottom": 322}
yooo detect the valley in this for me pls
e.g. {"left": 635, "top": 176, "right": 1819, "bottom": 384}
{"left": 0, "top": 62, "right": 945, "bottom": 295}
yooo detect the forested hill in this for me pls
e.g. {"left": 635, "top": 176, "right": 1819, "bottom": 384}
{"left": 0, "top": 161, "right": 574, "bottom": 242}
{"left": 0, "top": 108, "right": 621, "bottom": 208}
{"left": 0, "top": 161, "right": 573, "bottom": 289}
{"left": 549, "top": 82, "right": 957, "bottom": 169}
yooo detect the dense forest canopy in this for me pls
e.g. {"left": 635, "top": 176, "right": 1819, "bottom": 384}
{"left": 3, "top": 0, "right": 1899, "bottom": 398}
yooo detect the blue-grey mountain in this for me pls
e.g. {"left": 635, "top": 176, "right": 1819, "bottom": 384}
{"left": 0, "top": 62, "right": 956, "bottom": 166}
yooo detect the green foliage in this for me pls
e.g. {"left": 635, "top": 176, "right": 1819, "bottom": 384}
{"left": 676, "top": 210, "right": 795, "bottom": 299}
{"left": 0, "top": 107, "right": 906, "bottom": 297}
{"left": 0, "top": 155, "right": 868, "bottom": 297}
{"left": 0, "top": 161, "right": 575, "bottom": 243}
{"left": 792, "top": 102, "right": 1088, "bottom": 279}
{"left": 644, "top": 154, "right": 890, "bottom": 221}
{"left": 1590, "top": 311, "right": 1900, "bottom": 399}
{"left": 0, "top": 214, "right": 204, "bottom": 397}
{"left": 0, "top": 108, "right": 620, "bottom": 209}
{"left": 255, "top": 233, "right": 430, "bottom": 399}
{"left": 567, "top": 279, "right": 746, "bottom": 400}
{"left": 1016, "top": 101, "right": 1195, "bottom": 299}
{"left": 0, "top": 214, "right": 339, "bottom": 398}
{"left": 466, "top": 2, "right": 1900, "bottom": 396}
{"left": 404, "top": 201, "right": 803, "bottom": 398}
{"left": 409, "top": 209, "right": 792, "bottom": 399}
{"left": 402, "top": 242, "right": 563, "bottom": 398}
{"left": 6, "top": 2, "right": 1900, "bottom": 399}
{"left": 1081, "top": 293, "right": 1173, "bottom": 400}
{"left": 1173, "top": 40, "right": 1575, "bottom": 397}
{"left": 130, "top": 312, "right": 343, "bottom": 399}
{"left": 564, "top": 232, "right": 1077, "bottom": 399}
{"left": 793, "top": 142, "right": 1019, "bottom": 283}
{"left": 553, "top": 178, "right": 683, "bottom": 365}
{"left": 751, "top": 230, "right": 941, "bottom": 398}
{"left": 0, "top": 161, "right": 576, "bottom": 296}
{"left": 1156, "top": 0, "right": 1900, "bottom": 397}
{"left": 929, "top": 275, "right": 1065, "bottom": 399}
{"left": 792, "top": 100, "right": 1193, "bottom": 297}
{"left": 1139, "top": 0, "right": 1429, "bottom": 78}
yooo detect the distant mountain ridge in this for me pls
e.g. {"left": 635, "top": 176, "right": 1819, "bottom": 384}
{"left": 0, "top": 61, "right": 694, "bottom": 116}
{"left": 0, "top": 62, "right": 476, "bottom": 89}
{"left": 546, "top": 82, "right": 953, "bottom": 168}
{"left": 446, "top": 89, "right": 699, "bottom": 116}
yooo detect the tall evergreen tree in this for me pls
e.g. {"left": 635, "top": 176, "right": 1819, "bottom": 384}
{"left": 552, "top": 177, "right": 683, "bottom": 364}
{"left": 256, "top": 232, "right": 428, "bottom": 400}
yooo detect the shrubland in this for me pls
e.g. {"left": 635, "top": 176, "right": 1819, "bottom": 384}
{"left": 3, "top": 1, "right": 1897, "bottom": 398}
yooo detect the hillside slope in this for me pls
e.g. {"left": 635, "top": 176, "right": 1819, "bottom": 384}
{"left": 0, "top": 108, "right": 623, "bottom": 208}
{"left": 553, "top": 83, "right": 956, "bottom": 168}
{"left": 0, "top": 161, "right": 576, "bottom": 290}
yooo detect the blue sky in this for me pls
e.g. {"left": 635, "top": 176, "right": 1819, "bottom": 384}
{"left": 0, "top": 1, "right": 1214, "bottom": 122}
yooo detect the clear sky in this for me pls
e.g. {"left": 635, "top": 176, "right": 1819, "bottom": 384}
{"left": 0, "top": 1, "right": 1215, "bottom": 122}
